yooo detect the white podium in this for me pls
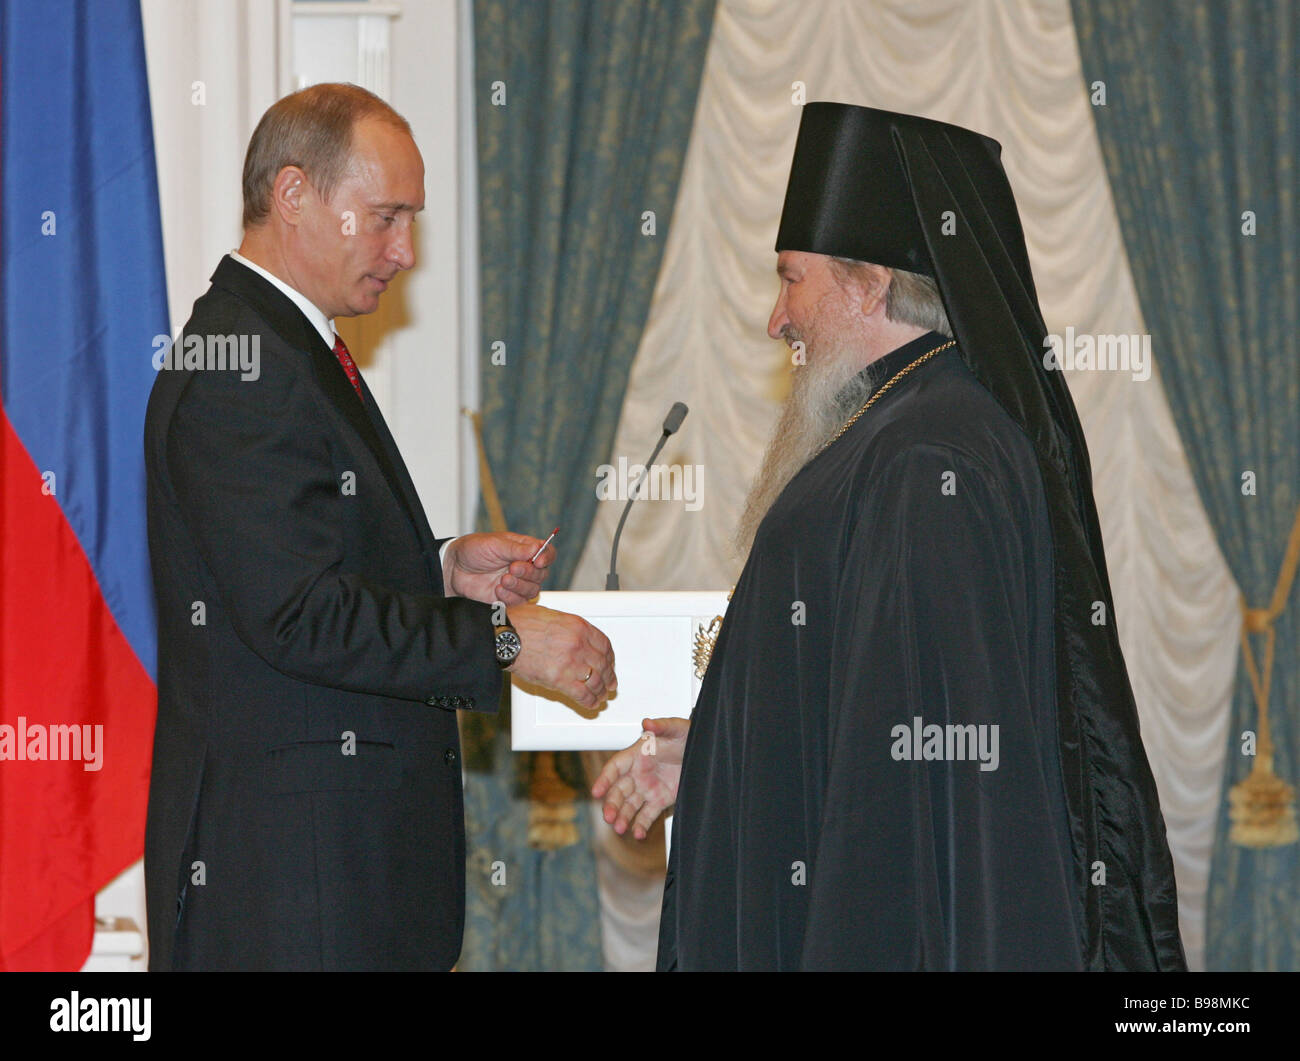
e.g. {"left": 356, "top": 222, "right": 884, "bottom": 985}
{"left": 510, "top": 590, "right": 729, "bottom": 751}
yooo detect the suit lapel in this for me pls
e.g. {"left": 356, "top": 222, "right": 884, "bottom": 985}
{"left": 210, "top": 256, "right": 437, "bottom": 568}
{"left": 354, "top": 373, "right": 441, "bottom": 555}
{"left": 307, "top": 340, "right": 436, "bottom": 553}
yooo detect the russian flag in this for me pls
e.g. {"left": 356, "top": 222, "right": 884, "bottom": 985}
{"left": 1, "top": 0, "right": 165, "bottom": 970}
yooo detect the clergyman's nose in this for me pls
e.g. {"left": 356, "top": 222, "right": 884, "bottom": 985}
{"left": 767, "top": 299, "right": 787, "bottom": 340}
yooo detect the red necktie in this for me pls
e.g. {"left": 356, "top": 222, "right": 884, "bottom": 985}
{"left": 332, "top": 334, "right": 364, "bottom": 403}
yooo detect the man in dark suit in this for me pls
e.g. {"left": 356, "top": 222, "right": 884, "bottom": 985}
{"left": 143, "top": 83, "right": 615, "bottom": 970}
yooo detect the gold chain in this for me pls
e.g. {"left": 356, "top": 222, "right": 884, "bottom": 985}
{"left": 815, "top": 340, "right": 956, "bottom": 455}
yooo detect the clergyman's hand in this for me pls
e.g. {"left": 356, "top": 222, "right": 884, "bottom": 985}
{"left": 443, "top": 531, "right": 555, "bottom": 605}
{"left": 592, "top": 717, "right": 689, "bottom": 840}
{"left": 505, "top": 603, "right": 616, "bottom": 710}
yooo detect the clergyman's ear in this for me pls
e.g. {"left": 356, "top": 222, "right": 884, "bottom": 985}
{"left": 857, "top": 263, "right": 892, "bottom": 316}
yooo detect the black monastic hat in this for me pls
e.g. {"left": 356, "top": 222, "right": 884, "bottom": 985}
{"left": 777, "top": 104, "right": 993, "bottom": 277}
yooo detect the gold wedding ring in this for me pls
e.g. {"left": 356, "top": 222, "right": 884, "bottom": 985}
{"left": 581, "top": 667, "right": 593, "bottom": 683}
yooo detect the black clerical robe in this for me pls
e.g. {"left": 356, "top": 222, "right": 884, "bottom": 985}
{"left": 658, "top": 332, "right": 1085, "bottom": 970}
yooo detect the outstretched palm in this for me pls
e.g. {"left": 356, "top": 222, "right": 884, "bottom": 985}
{"left": 593, "top": 717, "right": 689, "bottom": 840}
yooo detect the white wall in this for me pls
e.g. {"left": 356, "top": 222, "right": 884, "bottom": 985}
{"left": 300, "top": 0, "right": 472, "bottom": 538}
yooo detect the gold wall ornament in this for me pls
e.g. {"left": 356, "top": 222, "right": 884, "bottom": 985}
{"left": 692, "top": 589, "right": 734, "bottom": 679}
{"left": 693, "top": 615, "right": 723, "bottom": 679}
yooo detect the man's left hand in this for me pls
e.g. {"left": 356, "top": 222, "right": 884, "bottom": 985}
{"left": 443, "top": 531, "right": 555, "bottom": 605}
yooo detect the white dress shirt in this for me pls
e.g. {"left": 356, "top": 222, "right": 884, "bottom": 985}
{"left": 230, "top": 250, "right": 337, "bottom": 350}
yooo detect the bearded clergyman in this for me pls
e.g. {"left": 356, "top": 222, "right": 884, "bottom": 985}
{"left": 593, "top": 103, "right": 1186, "bottom": 971}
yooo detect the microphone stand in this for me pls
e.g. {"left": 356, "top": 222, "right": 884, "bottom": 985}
{"left": 605, "top": 431, "right": 673, "bottom": 590}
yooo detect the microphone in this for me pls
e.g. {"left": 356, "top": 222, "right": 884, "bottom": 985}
{"left": 605, "top": 402, "right": 689, "bottom": 590}
{"left": 662, "top": 400, "right": 688, "bottom": 435}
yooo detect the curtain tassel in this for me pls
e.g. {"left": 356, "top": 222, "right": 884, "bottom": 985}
{"left": 1229, "top": 504, "right": 1300, "bottom": 848}
{"left": 526, "top": 750, "right": 580, "bottom": 850}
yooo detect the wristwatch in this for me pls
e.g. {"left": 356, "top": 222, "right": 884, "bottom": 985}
{"left": 494, "top": 622, "right": 522, "bottom": 669}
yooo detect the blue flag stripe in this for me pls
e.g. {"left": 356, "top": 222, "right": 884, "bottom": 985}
{"left": 2, "top": 0, "right": 168, "bottom": 679}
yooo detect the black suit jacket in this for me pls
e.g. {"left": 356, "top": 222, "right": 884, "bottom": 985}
{"left": 143, "top": 256, "right": 500, "bottom": 970}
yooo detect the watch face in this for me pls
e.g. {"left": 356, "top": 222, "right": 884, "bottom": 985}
{"left": 495, "top": 629, "right": 522, "bottom": 664}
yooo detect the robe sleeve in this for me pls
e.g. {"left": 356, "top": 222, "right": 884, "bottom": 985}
{"left": 799, "top": 440, "right": 1083, "bottom": 970}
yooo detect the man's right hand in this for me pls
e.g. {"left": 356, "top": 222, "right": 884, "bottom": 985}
{"left": 505, "top": 603, "right": 616, "bottom": 710}
{"left": 592, "top": 717, "right": 689, "bottom": 840}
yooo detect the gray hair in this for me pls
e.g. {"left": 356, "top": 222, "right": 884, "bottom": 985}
{"left": 829, "top": 257, "right": 952, "bottom": 338}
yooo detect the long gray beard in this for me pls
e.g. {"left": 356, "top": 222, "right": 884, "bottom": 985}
{"left": 733, "top": 349, "right": 875, "bottom": 559}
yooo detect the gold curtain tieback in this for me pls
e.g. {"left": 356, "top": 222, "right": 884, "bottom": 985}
{"left": 1229, "top": 503, "right": 1300, "bottom": 849}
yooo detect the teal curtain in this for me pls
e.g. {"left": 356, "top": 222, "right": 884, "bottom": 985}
{"left": 459, "top": 720, "right": 604, "bottom": 971}
{"left": 1070, "top": 1, "right": 1300, "bottom": 969}
{"left": 475, "top": 0, "right": 716, "bottom": 588}
{"left": 461, "top": 0, "right": 716, "bottom": 971}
